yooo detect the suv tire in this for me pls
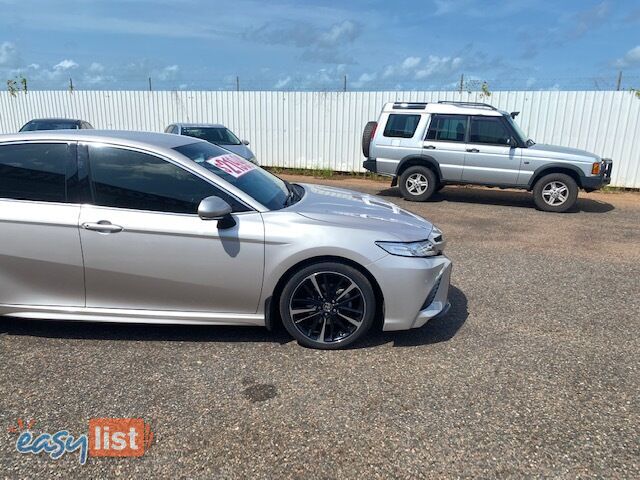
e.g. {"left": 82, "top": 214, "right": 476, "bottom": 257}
{"left": 362, "top": 121, "right": 377, "bottom": 158}
{"left": 533, "top": 173, "right": 578, "bottom": 212}
{"left": 279, "top": 262, "right": 376, "bottom": 350}
{"left": 399, "top": 166, "right": 438, "bottom": 202}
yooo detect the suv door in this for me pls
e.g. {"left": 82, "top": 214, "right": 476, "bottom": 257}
{"left": 462, "top": 115, "right": 521, "bottom": 185}
{"left": 78, "top": 143, "right": 265, "bottom": 314}
{"left": 0, "top": 141, "right": 85, "bottom": 307}
{"left": 372, "top": 113, "right": 426, "bottom": 175}
{"left": 423, "top": 114, "right": 469, "bottom": 181}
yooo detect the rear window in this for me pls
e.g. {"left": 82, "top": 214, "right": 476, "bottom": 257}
{"left": 383, "top": 114, "right": 421, "bottom": 138}
{"left": 20, "top": 121, "right": 80, "bottom": 131}
{"left": 425, "top": 115, "right": 468, "bottom": 142}
{"left": 181, "top": 127, "right": 242, "bottom": 145}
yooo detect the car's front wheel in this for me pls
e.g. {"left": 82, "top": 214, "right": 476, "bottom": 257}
{"left": 399, "top": 165, "right": 438, "bottom": 201}
{"left": 279, "top": 262, "right": 376, "bottom": 349}
{"left": 533, "top": 173, "right": 578, "bottom": 212}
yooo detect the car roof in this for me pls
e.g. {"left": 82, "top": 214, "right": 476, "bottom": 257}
{"left": 382, "top": 102, "right": 506, "bottom": 117}
{"left": 0, "top": 130, "right": 204, "bottom": 150}
{"left": 173, "top": 123, "right": 227, "bottom": 128}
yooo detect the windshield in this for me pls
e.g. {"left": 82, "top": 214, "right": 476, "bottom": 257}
{"left": 20, "top": 120, "right": 79, "bottom": 131}
{"left": 174, "top": 142, "right": 289, "bottom": 210}
{"left": 181, "top": 127, "right": 242, "bottom": 145}
{"left": 505, "top": 115, "right": 533, "bottom": 145}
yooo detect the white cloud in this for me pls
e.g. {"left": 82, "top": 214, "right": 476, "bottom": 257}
{"left": 615, "top": 45, "right": 640, "bottom": 67}
{"left": 28, "top": 63, "right": 40, "bottom": 70}
{"left": 88, "top": 62, "right": 104, "bottom": 73}
{"left": 415, "top": 55, "right": 462, "bottom": 79}
{"left": 0, "top": 41, "right": 17, "bottom": 66}
{"left": 318, "top": 20, "right": 358, "bottom": 46}
{"left": 53, "top": 59, "right": 78, "bottom": 71}
{"left": 158, "top": 64, "right": 179, "bottom": 80}
{"left": 352, "top": 72, "right": 377, "bottom": 88}
{"left": 274, "top": 76, "right": 292, "bottom": 89}
{"left": 526, "top": 77, "right": 537, "bottom": 88}
{"left": 402, "top": 56, "right": 421, "bottom": 69}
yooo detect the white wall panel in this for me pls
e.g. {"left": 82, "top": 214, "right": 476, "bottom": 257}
{"left": 0, "top": 90, "right": 638, "bottom": 187}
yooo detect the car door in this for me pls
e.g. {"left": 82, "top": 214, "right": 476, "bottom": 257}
{"left": 78, "top": 143, "right": 265, "bottom": 313}
{"left": 423, "top": 114, "right": 469, "bottom": 181}
{"left": 372, "top": 113, "right": 426, "bottom": 175}
{"left": 0, "top": 141, "right": 85, "bottom": 307}
{"left": 461, "top": 115, "right": 522, "bottom": 185}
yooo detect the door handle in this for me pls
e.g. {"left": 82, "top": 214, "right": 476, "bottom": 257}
{"left": 82, "top": 221, "right": 123, "bottom": 233}
{"left": 466, "top": 148, "right": 480, "bottom": 153}
{"left": 424, "top": 145, "right": 436, "bottom": 150}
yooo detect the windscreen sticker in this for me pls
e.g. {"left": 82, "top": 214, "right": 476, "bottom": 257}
{"left": 206, "top": 154, "right": 256, "bottom": 178}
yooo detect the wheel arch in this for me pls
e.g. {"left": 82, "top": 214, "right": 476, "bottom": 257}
{"left": 397, "top": 155, "right": 442, "bottom": 180}
{"left": 265, "top": 255, "right": 385, "bottom": 332}
{"left": 528, "top": 164, "right": 585, "bottom": 190}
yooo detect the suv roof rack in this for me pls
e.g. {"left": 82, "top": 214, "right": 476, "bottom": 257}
{"left": 437, "top": 101, "right": 497, "bottom": 111}
{"left": 392, "top": 102, "right": 429, "bottom": 110}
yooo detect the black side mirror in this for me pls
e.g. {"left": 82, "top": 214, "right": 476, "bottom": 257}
{"left": 242, "top": 139, "right": 250, "bottom": 146}
{"left": 198, "top": 196, "right": 234, "bottom": 227}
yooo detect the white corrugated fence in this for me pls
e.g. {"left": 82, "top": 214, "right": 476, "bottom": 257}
{"left": 1, "top": 90, "right": 638, "bottom": 188}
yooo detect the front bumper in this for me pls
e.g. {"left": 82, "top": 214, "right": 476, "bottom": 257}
{"left": 367, "top": 253, "right": 453, "bottom": 331}
{"left": 583, "top": 159, "right": 612, "bottom": 190}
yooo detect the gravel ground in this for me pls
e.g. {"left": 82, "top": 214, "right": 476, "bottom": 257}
{"left": 1, "top": 178, "right": 638, "bottom": 479}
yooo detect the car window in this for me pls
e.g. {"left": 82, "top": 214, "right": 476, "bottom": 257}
{"left": 174, "top": 142, "right": 289, "bottom": 210}
{"left": 181, "top": 127, "right": 242, "bottom": 145}
{"left": 469, "top": 117, "right": 511, "bottom": 145}
{"left": 20, "top": 121, "right": 80, "bottom": 131}
{"left": 87, "top": 145, "right": 248, "bottom": 214}
{"left": 383, "top": 114, "right": 421, "bottom": 138}
{"left": 164, "top": 125, "right": 174, "bottom": 133}
{"left": 0, "top": 143, "right": 72, "bottom": 203}
{"left": 425, "top": 115, "right": 468, "bottom": 142}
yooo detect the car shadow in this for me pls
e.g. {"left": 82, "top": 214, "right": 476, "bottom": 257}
{"left": 0, "top": 285, "right": 468, "bottom": 350}
{"left": 376, "top": 186, "right": 615, "bottom": 213}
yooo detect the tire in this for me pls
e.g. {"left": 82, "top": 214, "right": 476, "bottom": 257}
{"left": 362, "top": 121, "right": 377, "bottom": 158}
{"left": 279, "top": 262, "right": 376, "bottom": 350}
{"left": 533, "top": 173, "right": 578, "bottom": 212}
{"left": 399, "top": 165, "right": 438, "bottom": 202}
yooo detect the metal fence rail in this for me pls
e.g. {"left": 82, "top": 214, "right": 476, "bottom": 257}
{"left": 1, "top": 90, "right": 638, "bottom": 188}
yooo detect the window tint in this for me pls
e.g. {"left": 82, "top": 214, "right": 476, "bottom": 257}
{"left": 383, "top": 114, "right": 421, "bottom": 138}
{"left": 181, "top": 127, "right": 242, "bottom": 146}
{"left": 87, "top": 145, "right": 247, "bottom": 214}
{"left": 20, "top": 120, "right": 80, "bottom": 131}
{"left": 425, "top": 115, "right": 468, "bottom": 142}
{"left": 469, "top": 117, "right": 511, "bottom": 145}
{"left": 0, "top": 143, "right": 71, "bottom": 202}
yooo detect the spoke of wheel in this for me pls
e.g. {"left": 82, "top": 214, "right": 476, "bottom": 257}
{"left": 335, "top": 291, "right": 362, "bottom": 306}
{"left": 291, "top": 308, "right": 316, "bottom": 315}
{"left": 337, "top": 305, "right": 362, "bottom": 315}
{"left": 338, "top": 312, "right": 361, "bottom": 327}
{"left": 335, "top": 281, "right": 357, "bottom": 301}
{"left": 317, "top": 318, "right": 326, "bottom": 342}
{"left": 294, "top": 311, "right": 321, "bottom": 323}
{"left": 309, "top": 274, "right": 324, "bottom": 299}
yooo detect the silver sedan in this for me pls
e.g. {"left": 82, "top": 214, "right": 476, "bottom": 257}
{"left": 0, "top": 131, "right": 451, "bottom": 349}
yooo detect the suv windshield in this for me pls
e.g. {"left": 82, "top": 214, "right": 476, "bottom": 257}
{"left": 174, "top": 142, "right": 291, "bottom": 210}
{"left": 181, "top": 127, "right": 242, "bottom": 145}
{"left": 505, "top": 115, "right": 534, "bottom": 145}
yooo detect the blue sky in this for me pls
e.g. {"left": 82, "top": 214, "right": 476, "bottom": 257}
{"left": 0, "top": 0, "right": 639, "bottom": 91}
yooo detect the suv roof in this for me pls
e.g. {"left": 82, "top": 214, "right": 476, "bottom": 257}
{"left": 382, "top": 101, "right": 506, "bottom": 117}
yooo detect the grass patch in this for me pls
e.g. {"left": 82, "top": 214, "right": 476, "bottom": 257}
{"left": 601, "top": 186, "right": 639, "bottom": 193}
{"left": 265, "top": 166, "right": 389, "bottom": 182}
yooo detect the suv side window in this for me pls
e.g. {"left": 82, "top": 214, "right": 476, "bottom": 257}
{"left": 0, "top": 143, "right": 73, "bottom": 203}
{"left": 383, "top": 114, "right": 421, "bottom": 138}
{"left": 425, "top": 115, "right": 468, "bottom": 142}
{"left": 164, "top": 125, "right": 174, "bottom": 133}
{"left": 87, "top": 145, "right": 248, "bottom": 214}
{"left": 469, "top": 116, "right": 511, "bottom": 145}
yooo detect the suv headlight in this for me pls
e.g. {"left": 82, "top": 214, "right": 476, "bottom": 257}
{"left": 376, "top": 227, "right": 445, "bottom": 258}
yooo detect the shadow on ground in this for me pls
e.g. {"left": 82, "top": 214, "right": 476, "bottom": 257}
{"left": 0, "top": 288, "right": 467, "bottom": 350}
{"left": 376, "top": 186, "right": 615, "bottom": 213}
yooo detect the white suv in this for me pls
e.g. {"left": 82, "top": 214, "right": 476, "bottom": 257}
{"left": 362, "top": 101, "right": 612, "bottom": 212}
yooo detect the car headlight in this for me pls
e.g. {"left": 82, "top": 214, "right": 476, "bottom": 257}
{"left": 375, "top": 227, "right": 445, "bottom": 257}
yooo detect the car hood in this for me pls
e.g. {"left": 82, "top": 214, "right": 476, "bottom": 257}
{"left": 220, "top": 144, "right": 254, "bottom": 160}
{"left": 525, "top": 143, "right": 600, "bottom": 163}
{"left": 290, "top": 183, "right": 434, "bottom": 242}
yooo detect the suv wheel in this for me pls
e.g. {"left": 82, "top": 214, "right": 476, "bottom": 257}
{"left": 399, "top": 166, "right": 437, "bottom": 202}
{"left": 279, "top": 262, "right": 376, "bottom": 350}
{"left": 533, "top": 173, "right": 578, "bottom": 212}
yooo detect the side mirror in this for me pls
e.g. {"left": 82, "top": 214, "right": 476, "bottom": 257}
{"left": 198, "top": 196, "right": 232, "bottom": 221}
{"left": 242, "top": 139, "right": 250, "bottom": 146}
{"left": 506, "top": 137, "right": 518, "bottom": 148}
